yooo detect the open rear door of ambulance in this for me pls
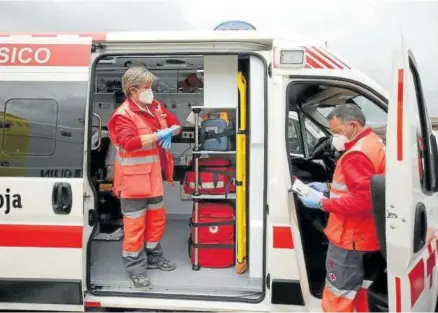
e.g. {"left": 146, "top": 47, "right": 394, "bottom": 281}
{"left": 383, "top": 39, "right": 438, "bottom": 312}
{"left": 0, "top": 33, "right": 95, "bottom": 311}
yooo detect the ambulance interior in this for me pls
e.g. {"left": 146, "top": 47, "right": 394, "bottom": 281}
{"left": 286, "top": 82, "right": 389, "bottom": 304}
{"left": 87, "top": 52, "right": 390, "bottom": 304}
{"left": 87, "top": 54, "right": 266, "bottom": 300}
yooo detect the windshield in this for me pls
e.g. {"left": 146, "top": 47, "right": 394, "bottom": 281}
{"left": 316, "top": 95, "right": 387, "bottom": 129}
{"left": 304, "top": 118, "right": 325, "bottom": 138}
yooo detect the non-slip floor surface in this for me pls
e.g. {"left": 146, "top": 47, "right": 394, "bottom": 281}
{"left": 90, "top": 216, "right": 263, "bottom": 299}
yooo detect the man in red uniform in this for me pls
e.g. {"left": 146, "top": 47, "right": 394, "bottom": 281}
{"left": 107, "top": 67, "right": 182, "bottom": 287}
{"left": 298, "top": 104, "right": 386, "bottom": 312}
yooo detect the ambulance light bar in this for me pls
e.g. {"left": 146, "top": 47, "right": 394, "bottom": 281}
{"left": 280, "top": 50, "right": 304, "bottom": 65}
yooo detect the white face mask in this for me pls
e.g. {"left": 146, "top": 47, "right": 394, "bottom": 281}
{"left": 139, "top": 89, "right": 154, "bottom": 105}
{"left": 332, "top": 134, "right": 349, "bottom": 151}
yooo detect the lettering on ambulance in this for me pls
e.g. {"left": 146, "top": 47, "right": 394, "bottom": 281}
{"left": 40, "top": 168, "right": 82, "bottom": 178}
{"left": 0, "top": 44, "right": 90, "bottom": 67}
{"left": 0, "top": 47, "right": 50, "bottom": 64}
{"left": 0, "top": 188, "right": 22, "bottom": 214}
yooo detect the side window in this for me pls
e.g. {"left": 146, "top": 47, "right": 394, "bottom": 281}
{"left": 408, "top": 54, "right": 433, "bottom": 192}
{"left": 0, "top": 82, "right": 86, "bottom": 179}
{"left": 287, "top": 117, "right": 303, "bottom": 155}
{"left": 3, "top": 98, "right": 58, "bottom": 156}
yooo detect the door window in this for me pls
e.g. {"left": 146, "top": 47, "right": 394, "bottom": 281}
{"left": 287, "top": 117, "right": 302, "bottom": 155}
{"left": 408, "top": 54, "right": 434, "bottom": 192}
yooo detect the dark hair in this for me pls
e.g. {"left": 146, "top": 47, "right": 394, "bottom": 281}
{"left": 327, "top": 103, "right": 366, "bottom": 126}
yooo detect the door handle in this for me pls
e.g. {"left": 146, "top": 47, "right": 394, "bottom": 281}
{"left": 52, "top": 182, "right": 73, "bottom": 214}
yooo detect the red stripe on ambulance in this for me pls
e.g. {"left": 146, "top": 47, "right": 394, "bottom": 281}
{"left": 302, "top": 46, "right": 350, "bottom": 69}
{"left": 395, "top": 276, "right": 402, "bottom": 312}
{"left": 316, "top": 46, "right": 349, "bottom": 69}
{"left": 0, "top": 44, "right": 91, "bottom": 67}
{"left": 396, "top": 232, "right": 438, "bottom": 310}
{"left": 408, "top": 259, "right": 425, "bottom": 307}
{"left": 396, "top": 68, "right": 404, "bottom": 161}
{"left": 85, "top": 301, "right": 102, "bottom": 308}
{"left": 273, "top": 226, "right": 294, "bottom": 249}
{"left": 0, "top": 224, "right": 82, "bottom": 248}
{"left": 304, "top": 46, "right": 335, "bottom": 69}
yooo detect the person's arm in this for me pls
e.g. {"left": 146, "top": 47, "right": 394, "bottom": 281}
{"left": 321, "top": 152, "right": 376, "bottom": 217}
{"left": 114, "top": 116, "right": 157, "bottom": 151}
{"left": 161, "top": 104, "right": 182, "bottom": 135}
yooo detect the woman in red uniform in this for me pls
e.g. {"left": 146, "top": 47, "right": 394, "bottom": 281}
{"left": 107, "top": 67, "right": 182, "bottom": 287}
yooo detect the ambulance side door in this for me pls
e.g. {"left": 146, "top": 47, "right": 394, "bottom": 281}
{"left": 385, "top": 43, "right": 438, "bottom": 311}
{"left": 0, "top": 35, "right": 93, "bottom": 311}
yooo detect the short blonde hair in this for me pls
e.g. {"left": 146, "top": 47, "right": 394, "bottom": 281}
{"left": 122, "top": 67, "right": 156, "bottom": 97}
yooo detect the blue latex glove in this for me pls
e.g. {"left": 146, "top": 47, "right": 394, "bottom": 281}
{"left": 307, "top": 182, "right": 328, "bottom": 194}
{"left": 170, "top": 125, "right": 182, "bottom": 135}
{"left": 159, "top": 136, "right": 172, "bottom": 150}
{"left": 298, "top": 188, "right": 325, "bottom": 209}
{"left": 155, "top": 128, "right": 174, "bottom": 141}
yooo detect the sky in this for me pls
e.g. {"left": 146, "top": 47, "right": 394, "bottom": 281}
{"left": 0, "top": 0, "right": 437, "bottom": 114}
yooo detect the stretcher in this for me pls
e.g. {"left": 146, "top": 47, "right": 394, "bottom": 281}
{"left": 236, "top": 72, "right": 247, "bottom": 274}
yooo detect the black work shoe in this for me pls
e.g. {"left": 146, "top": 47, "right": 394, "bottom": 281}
{"left": 146, "top": 243, "right": 177, "bottom": 271}
{"left": 130, "top": 273, "right": 150, "bottom": 287}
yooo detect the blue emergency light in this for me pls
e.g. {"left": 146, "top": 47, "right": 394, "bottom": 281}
{"left": 214, "top": 20, "right": 256, "bottom": 31}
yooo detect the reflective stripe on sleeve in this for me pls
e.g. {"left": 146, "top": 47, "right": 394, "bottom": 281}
{"left": 331, "top": 181, "right": 349, "bottom": 192}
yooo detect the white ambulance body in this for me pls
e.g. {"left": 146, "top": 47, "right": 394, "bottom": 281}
{"left": 0, "top": 31, "right": 437, "bottom": 312}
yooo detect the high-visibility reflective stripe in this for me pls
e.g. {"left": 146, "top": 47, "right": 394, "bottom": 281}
{"left": 331, "top": 181, "right": 348, "bottom": 192}
{"left": 325, "top": 279, "right": 357, "bottom": 300}
{"left": 117, "top": 154, "right": 158, "bottom": 165}
{"left": 145, "top": 242, "right": 159, "bottom": 249}
{"left": 118, "top": 147, "right": 157, "bottom": 158}
{"left": 123, "top": 249, "right": 143, "bottom": 258}
{"left": 189, "top": 181, "right": 225, "bottom": 189}
{"left": 148, "top": 201, "right": 165, "bottom": 210}
{"left": 330, "top": 192, "right": 342, "bottom": 199}
{"left": 123, "top": 208, "right": 146, "bottom": 219}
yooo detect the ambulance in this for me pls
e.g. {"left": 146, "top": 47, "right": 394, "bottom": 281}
{"left": 0, "top": 31, "right": 437, "bottom": 312}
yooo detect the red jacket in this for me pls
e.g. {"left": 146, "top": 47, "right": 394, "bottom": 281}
{"left": 322, "top": 128, "right": 385, "bottom": 251}
{"left": 321, "top": 128, "right": 376, "bottom": 217}
{"left": 111, "top": 98, "right": 182, "bottom": 181}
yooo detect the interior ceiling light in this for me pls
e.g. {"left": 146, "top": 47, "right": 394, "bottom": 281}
{"left": 156, "top": 59, "right": 193, "bottom": 68}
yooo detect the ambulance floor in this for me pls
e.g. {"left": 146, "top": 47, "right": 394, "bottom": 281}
{"left": 89, "top": 215, "right": 263, "bottom": 299}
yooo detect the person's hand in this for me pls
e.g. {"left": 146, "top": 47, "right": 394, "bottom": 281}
{"left": 307, "top": 182, "right": 328, "bottom": 193}
{"left": 155, "top": 128, "right": 174, "bottom": 141}
{"left": 298, "top": 188, "right": 324, "bottom": 209}
{"left": 159, "top": 136, "right": 172, "bottom": 150}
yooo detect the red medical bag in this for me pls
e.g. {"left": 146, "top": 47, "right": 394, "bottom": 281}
{"left": 189, "top": 201, "right": 235, "bottom": 268}
{"left": 183, "top": 158, "right": 236, "bottom": 195}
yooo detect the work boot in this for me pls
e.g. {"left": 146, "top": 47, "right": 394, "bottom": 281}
{"left": 146, "top": 243, "right": 177, "bottom": 271}
{"left": 130, "top": 273, "right": 150, "bottom": 288}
